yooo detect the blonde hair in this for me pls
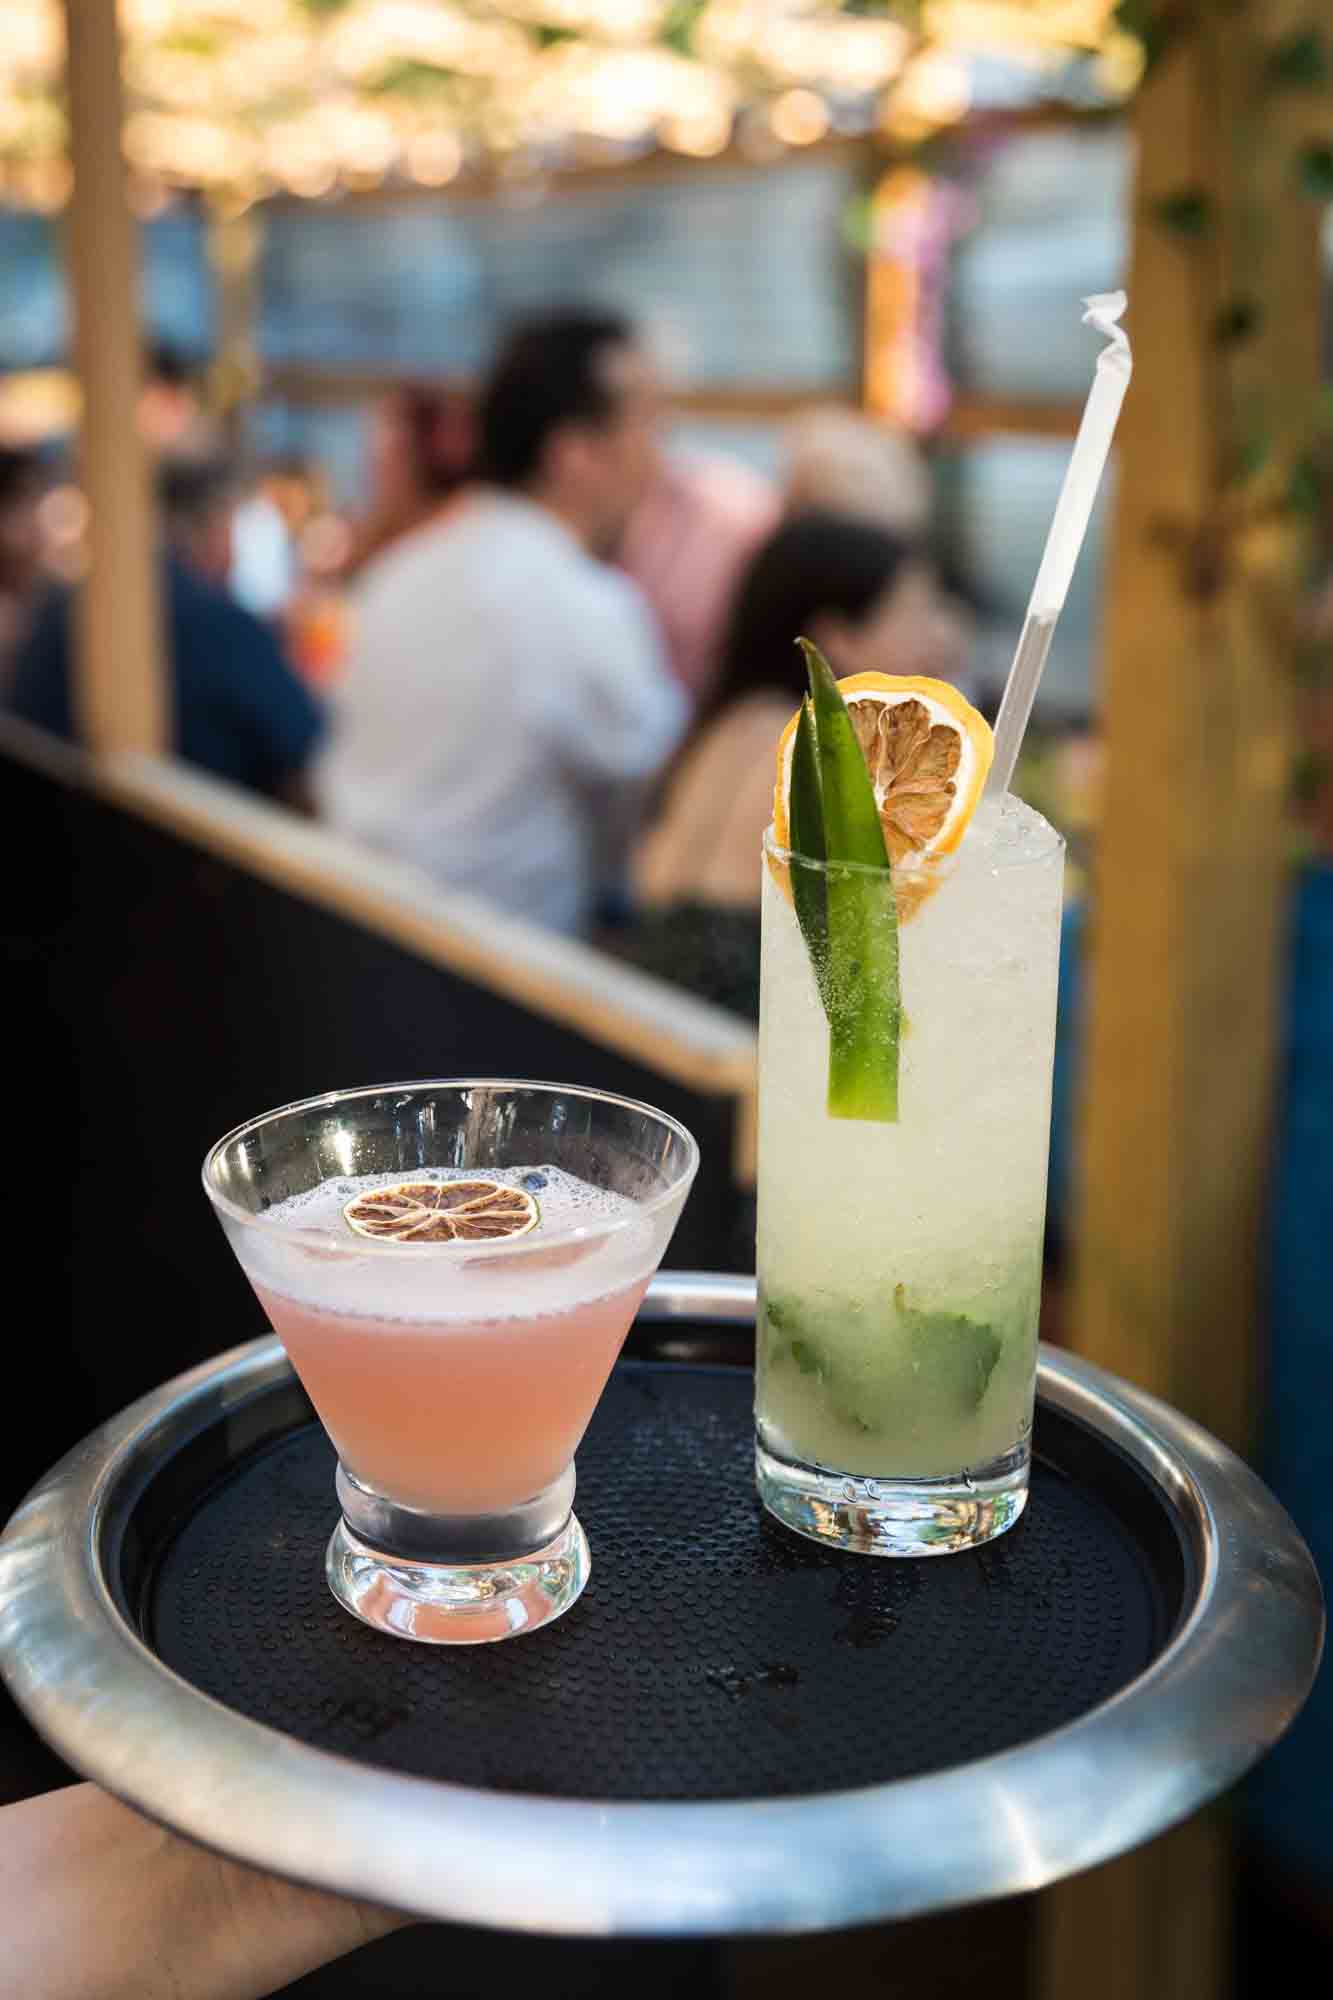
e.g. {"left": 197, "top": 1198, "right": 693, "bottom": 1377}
{"left": 784, "top": 406, "right": 931, "bottom": 539}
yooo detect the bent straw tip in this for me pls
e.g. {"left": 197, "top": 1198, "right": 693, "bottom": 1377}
{"left": 1082, "top": 290, "right": 1131, "bottom": 367}
{"left": 1082, "top": 288, "right": 1127, "bottom": 323}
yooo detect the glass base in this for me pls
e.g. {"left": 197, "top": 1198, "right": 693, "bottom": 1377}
{"left": 326, "top": 1513, "right": 590, "bottom": 1644}
{"left": 755, "top": 1436, "right": 1030, "bottom": 1557}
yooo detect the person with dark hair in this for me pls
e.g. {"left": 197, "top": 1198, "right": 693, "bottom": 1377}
{"left": 474, "top": 310, "right": 652, "bottom": 544}
{"left": 0, "top": 445, "right": 46, "bottom": 694}
{"left": 318, "top": 309, "right": 685, "bottom": 935}
{"left": 617, "top": 510, "right": 969, "bottom": 1011}
{"left": 138, "top": 341, "right": 213, "bottom": 455}
{"left": 7, "top": 455, "right": 323, "bottom": 809}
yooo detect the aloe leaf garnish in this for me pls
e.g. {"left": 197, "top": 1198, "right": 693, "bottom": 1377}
{"left": 787, "top": 694, "right": 831, "bottom": 1012}
{"left": 789, "top": 640, "right": 900, "bottom": 1123}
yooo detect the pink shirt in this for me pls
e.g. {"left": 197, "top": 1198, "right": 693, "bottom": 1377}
{"left": 618, "top": 453, "right": 779, "bottom": 708}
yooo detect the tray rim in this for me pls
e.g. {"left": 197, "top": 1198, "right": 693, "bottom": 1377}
{"left": 0, "top": 1272, "right": 1324, "bottom": 1936}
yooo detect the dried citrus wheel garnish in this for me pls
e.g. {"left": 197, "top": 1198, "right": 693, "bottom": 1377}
{"left": 772, "top": 672, "right": 993, "bottom": 918}
{"left": 343, "top": 1178, "right": 539, "bottom": 1244}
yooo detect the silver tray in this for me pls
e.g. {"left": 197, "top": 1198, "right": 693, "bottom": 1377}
{"left": 0, "top": 1273, "right": 1323, "bottom": 1935}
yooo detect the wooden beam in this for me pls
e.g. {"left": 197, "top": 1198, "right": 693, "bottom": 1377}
{"left": 257, "top": 366, "right": 858, "bottom": 419}
{"left": 264, "top": 134, "right": 878, "bottom": 214}
{"left": 205, "top": 198, "right": 264, "bottom": 453}
{"left": 1071, "top": 9, "right": 1319, "bottom": 1455}
{"left": 254, "top": 103, "right": 1121, "bottom": 218}
{"left": 261, "top": 365, "right": 1082, "bottom": 443}
{"left": 1037, "top": 9, "right": 1325, "bottom": 2000}
{"left": 941, "top": 395, "right": 1083, "bottom": 441}
{"left": 61, "top": 0, "right": 168, "bottom": 755}
{"left": 87, "top": 744, "right": 760, "bottom": 1112}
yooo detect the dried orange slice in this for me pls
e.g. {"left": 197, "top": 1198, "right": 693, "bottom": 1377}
{"left": 343, "top": 1178, "right": 540, "bottom": 1244}
{"left": 772, "top": 672, "right": 993, "bottom": 917}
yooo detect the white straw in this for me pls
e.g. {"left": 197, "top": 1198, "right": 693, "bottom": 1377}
{"left": 987, "top": 291, "right": 1132, "bottom": 797}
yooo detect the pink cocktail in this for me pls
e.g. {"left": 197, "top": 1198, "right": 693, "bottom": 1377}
{"left": 253, "top": 1275, "right": 651, "bottom": 1515}
{"left": 203, "top": 1082, "right": 697, "bottom": 1644}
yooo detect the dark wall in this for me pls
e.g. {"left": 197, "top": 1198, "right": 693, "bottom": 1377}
{"left": 2, "top": 746, "right": 751, "bottom": 1518}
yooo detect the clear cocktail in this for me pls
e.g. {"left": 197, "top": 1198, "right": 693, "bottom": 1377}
{"left": 204, "top": 1084, "right": 697, "bottom": 1642}
{"left": 755, "top": 658, "right": 1064, "bottom": 1554}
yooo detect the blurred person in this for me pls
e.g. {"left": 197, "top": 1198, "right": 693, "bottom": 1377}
{"left": 318, "top": 310, "right": 687, "bottom": 935}
{"left": 0, "top": 445, "right": 46, "bottom": 695}
{"left": 8, "top": 457, "right": 323, "bottom": 810}
{"left": 138, "top": 340, "right": 215, "bottom": 457}
{"left": 617, "top": 511, "right": 969, "bottom": 1013}
{"left": 781, "top": 406, "right": 983, "bottom": 705}
{"left": 783, "top": 405, "right": 932, "bottom": 538}
{"left": 347, "top": 383, "right": 476, "bottom": 575}
{"left": 229, "top": 463, "right": 301, "bottom": 622}
{"left": 1, "top": 1780, "right": 405, "bottom": 1999}
{"left": 617, "top": 444, "right": 778, "bottom": 707}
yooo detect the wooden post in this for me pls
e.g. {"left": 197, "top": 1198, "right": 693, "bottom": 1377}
{"left": 1036, "top": 9, "right": 1324, "bottom": 2000}
{"left": 205, "top": 197, "right": 264, "bottom": 457}
{"left": 62, "top": 0, "right": 169, "bottom": 754}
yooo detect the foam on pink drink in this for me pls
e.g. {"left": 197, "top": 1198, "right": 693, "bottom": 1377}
{"left": 244, "top": 1167, "right": 655, "bottom": 1514}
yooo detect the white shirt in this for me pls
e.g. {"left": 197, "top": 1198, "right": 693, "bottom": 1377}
{"left": 317, "top": 492, "right": 687, "bottom": 934}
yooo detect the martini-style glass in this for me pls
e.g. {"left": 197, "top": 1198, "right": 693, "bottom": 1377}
{"left": 203, "top": 1080, "right": 698, "bottom": 1643}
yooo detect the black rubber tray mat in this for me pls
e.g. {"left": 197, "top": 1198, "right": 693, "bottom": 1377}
{"left": 118, "top": 1361, "right": 1190, "bottom": 1803}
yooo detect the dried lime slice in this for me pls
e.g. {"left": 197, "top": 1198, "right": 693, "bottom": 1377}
{"left": 343, "top": 1178, "right": 540, "bottom": 1243}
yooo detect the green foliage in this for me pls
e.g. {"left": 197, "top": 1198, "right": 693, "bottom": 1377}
{"left": 1265, "top": 28, "right": 1330, "bottom": 89}
{"left": 1115, "top": 0, "right": 1185, "bottom": 73}
{"left": 159, "top": 25, "right": 226, "bottom": 58}
{"left": 367, "top": 61, "right": 457, "bottom": 100}
{"left": 1154, "top": 187, "right": 1214, "bottom": 237}
{"left": 1286, "top": 452, "right": 1324, "bottom": 516}
{"left": 840, "top": 192, "right": 876, "bottom": 256}
{"left": 1212, "top": 297, "right": 1263, "bottom": 345}
{"left": 661, "top": 1, "right": 708, "bottom": 59}
{"left": 1296, "top": 143, "right": 1333, "bottom": 198}
{"left": 1291, "top": 747, "right": 1331, "bottom": 804}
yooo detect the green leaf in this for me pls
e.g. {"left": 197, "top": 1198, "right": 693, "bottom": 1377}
{"left": 799, "top": 640, "right": 888, "bottom": 868}
{"left": 1153, "top": 188, "right": 1213, "bottom": 237}
{"left": 786, "top": 1333, "right": 879, "bottom": 1433}
{"left": 788, "top": 694, "right": 832, "bottom": 1015}
{"left": 895, "top": 1286, "right": 1002, "bottom": 1414}
{"left": 798, "top": 640, "right": 900, "bottom": 1123}
{"left": 1297, "top": 144, "right": 1333, "bottom": 199}
{"left": 1265, "top": 29, "right": 1329, "bottom": 89}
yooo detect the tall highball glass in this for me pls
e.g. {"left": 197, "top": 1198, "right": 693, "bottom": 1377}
{"left": 755, "top": 800, "right": 1064, "bottom": 1555}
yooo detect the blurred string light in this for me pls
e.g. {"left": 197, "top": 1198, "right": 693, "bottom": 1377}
{"left": 0, "top": 1, "right": 1128, "bottom": 207}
